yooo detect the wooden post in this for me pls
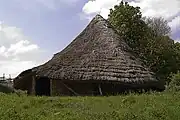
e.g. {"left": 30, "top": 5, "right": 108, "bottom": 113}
{"left": 98, "top": 84, "right": 103, "bottom": 95}
{"left": 32, "top": 75, "right": 36, "bottom": 95}
{"left": 50, "top": 79, "right": 53, "bottom": 96}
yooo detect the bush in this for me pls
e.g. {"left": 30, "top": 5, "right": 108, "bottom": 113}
{"left": 166, "top": 71, "right": 180, "bottom": 91}
{"left": 0, "top": 84, "right": 14, "bottom": 93}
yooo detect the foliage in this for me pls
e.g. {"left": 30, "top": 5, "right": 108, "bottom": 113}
{"left": 108, "top": 1, "right": 180, "bottom": 82}
{"left": 108, "top": 1, "right": 147, "bottom": 53}
{"left": 167, "top": 71, "right": 180, "bottom": 91}
{"left": 1, "top": 92, "right": 180, "bottom": 120}
{"left": 173, "top": 42, "right": 180, "bottom": 71}
{"left": 170, "top": 71, "right": 180, "bottom": 86}
{"left": 143, "top": 36, "right": 176, "bottom": 79}
{"left": 144, "top": 17, "right": 171, "bottom": 36}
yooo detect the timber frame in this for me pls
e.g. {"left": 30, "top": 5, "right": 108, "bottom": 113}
{"left": 20, "top": 76, "right": 162, "bottom": 96}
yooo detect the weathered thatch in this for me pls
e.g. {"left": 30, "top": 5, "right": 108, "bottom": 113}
{"left": 14, "top": 15, "right": 165, "bottom": 96}
{"left": 14, "top": 69, "right": 35, "bottom": 95}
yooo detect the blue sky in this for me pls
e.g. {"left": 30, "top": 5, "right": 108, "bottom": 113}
{"left": 0, "top": 0, "right": 179, "bottom": 77}
{"left": 0, "top": 0, "right": 88, "bottom": 54}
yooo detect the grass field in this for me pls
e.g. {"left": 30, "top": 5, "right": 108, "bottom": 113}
{"left": 0, "top": 92, "right": 180, "bottom": 120}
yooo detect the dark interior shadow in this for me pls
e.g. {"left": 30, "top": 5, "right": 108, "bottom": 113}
{"left": 35, "top": 77, "right": 50, "bottom": 96}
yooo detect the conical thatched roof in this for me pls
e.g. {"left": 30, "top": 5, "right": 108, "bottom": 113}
{"left": 16, "top": 15, "right": 164, "bottom": 90}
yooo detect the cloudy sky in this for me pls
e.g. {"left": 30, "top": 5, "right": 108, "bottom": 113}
{"left": 0, "top": 0, "right": 179, "bottom": 78}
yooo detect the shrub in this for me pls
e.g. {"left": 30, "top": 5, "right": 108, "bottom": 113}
{"left": 0, "top": 84, "right": 14, "bottom": 93}
{"left": 166, "top": 71, "right": 180, "bottom": 91}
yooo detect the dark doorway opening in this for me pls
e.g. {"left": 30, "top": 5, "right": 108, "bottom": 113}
{"left": 35, "top": 77, "right": 50, "bottom": 96}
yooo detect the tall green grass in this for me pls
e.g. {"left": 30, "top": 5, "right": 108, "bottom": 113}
{"left": 0, "top": 92, "right": 180, "bottom": 120}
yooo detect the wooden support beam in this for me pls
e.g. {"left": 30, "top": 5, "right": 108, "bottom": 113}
{"left": 50, "top": 79, "right": 53, "bottom": 96}
{"left": 32, "top": 75, "right": 36, "bottom": 95}
{"left": 98, "top": 84, "right": 103, "bottom": 95}
{"left": 61, "top": 82, "right": 79, "bottom": 96}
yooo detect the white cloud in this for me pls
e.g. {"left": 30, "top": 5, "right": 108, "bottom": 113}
{"left": 0, "top": 61, "right": 38, "bottom": 78}
{"left": 168, "top": 16, "right": 180, "bottom": 34}
{"left": 83, "top": 0, "right": 180, "bottom": 19}
{"left": 0, "top": 22, "right": 46, "bottom": 78}
{"left": 130, "top": 0, "right": 180, "bottom": 19}
{"left": 82, "top": 0, "right": 180, "bottom": 39}
{"left": 83, "top": 0, "right": 121, "bottom": 19}
{"left": 175, "top": 38, "right": 180, "bottom": 42}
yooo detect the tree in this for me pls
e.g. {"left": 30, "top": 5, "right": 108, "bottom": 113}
{"left": 108, "top": 1, "right": 148, "bottom": 53}
{"left": 145, "top": 36, "right": 175, "bottom": 79}
{"left": 108, "top": 1, "right": 179, "bottom": 82}
{"left": 173, "top": 42, "right": 180, "bottom": 72}
{"left": 142, "top": 18, "right": 175, "bottom": 80}
{"left": 144, "top": 17, "right": 171, "bottom": 36}
{"left": 167, "top": 71, "right": 180, "bottom": 91}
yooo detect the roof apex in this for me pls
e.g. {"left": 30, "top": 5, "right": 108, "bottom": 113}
{"left": 94, "top": 14, "right": 105, "bottom": 20}
{"left": 91, "top": 14, "right": 107, "bottom": 23}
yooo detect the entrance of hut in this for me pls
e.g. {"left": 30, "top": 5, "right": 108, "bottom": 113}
{"left": 35, "top": 77, "right": 50, "bottom": 96}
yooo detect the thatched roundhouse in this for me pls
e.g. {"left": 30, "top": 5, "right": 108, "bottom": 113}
{"left": 14, "top": 15, "right": 165, "bottom": 96}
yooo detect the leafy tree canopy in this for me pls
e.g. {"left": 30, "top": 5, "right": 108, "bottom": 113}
{"left": 108, "top": 1, "right": 180, "bottom": 82}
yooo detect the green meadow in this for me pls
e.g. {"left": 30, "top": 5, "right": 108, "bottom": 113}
{"left": 0, "top": 92, "right": 180, "bottom": 120}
